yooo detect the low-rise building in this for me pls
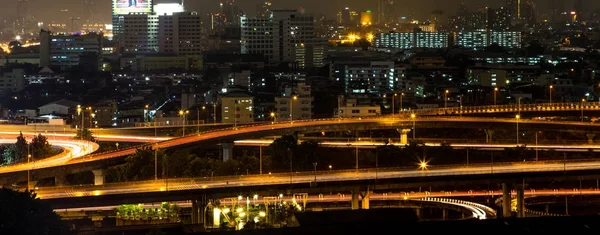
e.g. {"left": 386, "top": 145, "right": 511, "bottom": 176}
{"left": 0, "top": 68, "right": 25, "bottom": 95}
{"left": 38, "top": 99, "right": 79, "bottom": 116}
{"left": 220, "top": 93, "right": 254, "bottom": 124}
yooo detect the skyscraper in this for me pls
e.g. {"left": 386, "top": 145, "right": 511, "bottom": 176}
{"left": 487, "top": 7, "right": 511, "bottom": 31}
{"left": 506, "top": 0, "right": 521, "bottom": 20}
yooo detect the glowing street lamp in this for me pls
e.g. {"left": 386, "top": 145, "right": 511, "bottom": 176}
{"left": 270, "top": 112, "right": 276, "bottom": 123}
{"left": 515, "top": 114, "right": 521, "bottom": 145}
{"left": 290, "top": 95, "right": 298, "bottom": 122}
{"left": 549, "top": 85, "right": 553, "bottom": 103}
{"left": 444, "top": 90, "right": 449, "bottom": 108}
{"left": 494, "top": 87, "right": 498, "bottom": 105}
{"left": 411, "top": 113, "right": 416, "bottom": 139}
{"left": 419, "top": 160, "right": 428, "bottom": 170}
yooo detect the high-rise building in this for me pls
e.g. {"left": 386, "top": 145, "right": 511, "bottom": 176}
{"left": 112, "top": 0, "right": 154, "bottom": 44}
{"left": 159, "top": 12, "right": 203, "bottom": 56}
{"left": 455, "top": 31, "right": 522, "bottom": 49}
{"left": 120, "top": 14, "right": 159, "bottom": 54}
{"left": 39, "top": 30, "right": 103, "bottom": 70}
{"left": 274, "top": 82, "right": 313, "bottom": 121}
{"left": 506, "top": 0, "right": 521, "bottom": 20}
{"left": 341, "top": 7, "right": 351, "bottom": 24}
{"left": 331, "top": 60, "right": 406, "bottom": 95}
{"left": 521, "top": 1, "right": 536, "bottom": 25}
{"left": 360, "top": 10, "right": 373, "bottom": 26}
{"left": 240, "top": 10, "right": 326, "bottom": 67}
{"left": 487, "top": 7, "right": 511, "bottom": 31}
{"left": 256, "top": 1, "right": 272, "bottom": 18}
{"left": 377, "top": 0, "right": 396, "bottom": 24}
{"left": 373, "top": 32, "right": 449, "bottom": 49}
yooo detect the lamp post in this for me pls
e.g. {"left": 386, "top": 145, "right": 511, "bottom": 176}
{"left": 411, "top": 113, "right": 416, "bottom": 139}
{"left": 145, "top": 104, "right": 149, "bottom": 123}
{"left": 77, "top": 105, "right": 83, "bottom": 140}
{"left": 290, "top": 95, "right": 298, "bottom": 122}
{"left": 154, "top": 143, "right": 159, "bottom": 180}
{"left": 27, "top": 141, "right": 32, "bottom": 190}
{"left": 270, "top": 112, "right": 276, "bottom": 123}
{"left": 87, "top": 107, "right": 93, "bottom": 129}
{"left": 400, "top": 92, "right": 404, "bottom": 113}
{"left": 581, "top": 98, "right": 586, "bottom": 122}
{"left": 313, "top": 162, "right": 318, "bottom": 182}
{"left": 494, "top": 87, "right": 498, "bottom": 105}
{"left": 179, "top": 110, "right": 189, "bottom": 137}
{"left": 549, "top": 85, "right": 553, "bottom": 104}
{"left": 459, "top": 94, "right": 463, "bottom": 118}
{"left": 516, "top": 114, "right": 521, "bottom": 145}
{"left": 444, "top": 90, "right": 449, "bottom": 108}
{"left": 392, "top": 93, "right": 397, "bottom": 118}
{"left": 213, "top": 102, "right": 217, "bottom": 124}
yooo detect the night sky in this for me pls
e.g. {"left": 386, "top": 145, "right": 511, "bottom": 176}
{"left": 0, "top": 0, "right": 596, "bottom": 23}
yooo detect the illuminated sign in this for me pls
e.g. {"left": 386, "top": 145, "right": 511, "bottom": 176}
{"left": 112, "top": 0, "right": 153, "bottom": 15}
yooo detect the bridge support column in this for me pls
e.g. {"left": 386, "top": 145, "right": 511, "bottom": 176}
{"left": 191, "top": 196, "right": 207, "bottom": 225}
{"left": 516, "top": 186, "right": 525, "bottom": 218}
{"left": 361, "top": 191, "right": 371, "bottom": 209}
{"left": 502, "top": 183, "right": 511, "bottom": 218}
{"left": 221, "top": 143, "right": 234, "bottom": 162}
{"left": 351, "top": 191, "right": 359, "bottom": 210}
{"left": 485, "top": 130, "right": 495, "bottom": 144}
{"left": 92, "top": 169, "right": 105, "bottom": 186}
{"left": 27, "top": 180, "right": 37, "bottom": 190}
{"left": 399, "top": 129, "right": 411, "bottom": 145}
{"left": 587, "top": 134, "right": 596, "bottom": 144}
{"left": 54, "top": 174, "right": 67, "bottom": 186}
{"left": 442, "top": 208, "right": 448, "bottom": 220}
{"left": 415, "top": 208, "right": 422, "bottom": 219}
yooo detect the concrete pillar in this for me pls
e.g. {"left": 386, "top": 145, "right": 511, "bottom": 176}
{"left": 485, "top": 130, "right": 495, "bottom": 143}
{"left": 442, "top": 208, "right": 448, "bottom": 220}
{"left": 28, "top": 180, "right": 37, "bottom": 190}
{"left": 91, "top": 169, "right": 105, "bottom": 186}
{"left": 502, "top": 183, "right": 511, "bottom": 218}
{"left": 351, "top": 191, "right": 359, "bottom": 210}
{"left": 516, "top": 186, "right": 525, "bottom": 218}
{"left": 587, "top": 134, "right": 596, "bottom": 144}
{"left": 415, "top": 208, "right": 422, "bottom": 219}
{"left": 54, "top": 174, "right": 67, "bottom": 186}
{"left": 361, "top": 191, "right": 371, "bottom": 209}
{"left": 221, "top": 143, "right": 234, "bottom": 162}
{"left": 191, "top": 199, "right": 206, "bottom": 225}
{"left": 545, "top": 204, "right": 550, "bottom": 213}
{"left": 399, "top": 129, "right": 411, "bottom": 145}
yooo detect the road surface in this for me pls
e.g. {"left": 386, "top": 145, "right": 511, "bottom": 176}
{"left": 35, "top": 159, "right": 600, "bottom": 200}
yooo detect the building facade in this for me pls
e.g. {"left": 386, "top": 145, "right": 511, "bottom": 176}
{"left": 158, "top": 12, "right": 204, "bottom": 56}
{"left": 39, "top": 30, "right": 103, "bottom": 70}
{"left": 220, "top": 93, "right": 254, "bottom": 124}
{"left": 332, "top": 61, "right": 407, "bottom": 95}
{"left": 373, "top": 32, "right": 449, "bottom": 49}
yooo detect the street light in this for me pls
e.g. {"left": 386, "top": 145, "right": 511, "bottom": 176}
{"left": 290, "top": 95, "right": 298, "bottom": 122}
{"left": 581, "top": 98, "right": 586, "bottom": 122}
{"left": 27, "top": 152, "right": 32, "bottom": 190}
{"left": 270, "top": 112, "right": 276, "bottom": 123}
{"left": 549, "top": 85, "right": 553, "bottom": 104}
{"left": 444, "top": 90, "right": 449, "bottom": 108}
{"left": 419, "top": 160, "right": 428, "bottom": 170}
{"left": 145, "top": 104, "right": 149, "bottom": 123}
{"left": 410, "top": 113, "right": 416, "bottom": 139}
{"left": 392, "top": 93, "right": 398, "bottom": 118}
{"left": 494, "top": 87, "right": 498, "bottom": 105}
{"left": 179, "top": 110, "right": 189, "bottom": 136}
{"left": 400, "top": 92, "right": 404, "bottom": 113}
{"left": 154, "top": 143, "right": 159, "bottom": 180}
{"left": 77, "top": 105, "right": 83, "bottom": 140}
{"left": 516, "top": 114, "right": 521, "bottom": 145}
{"left": 313, "top": 162, "right": 318, "bottom": 182}
{"left": 329, "top": 164, "right": 332, "bottom": 172}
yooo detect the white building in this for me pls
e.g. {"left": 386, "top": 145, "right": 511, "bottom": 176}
{"left": 241, "top": 10, "right": 326, "bottom": 67}
{"left": 120, "top": 13, "right": 159, "bottom": 53}
{"left": 455, "top": 31, "right": 522, "bottom": 49}
{"left": 336, "top": 102, "right": 381, "bottom": 118}
{"left": 38, "top": 99, "right": 79, "bottom": 116}
{"left": 220, "top": 93, "right": 254, "bottom": 124}
{"left": 490, "top": 31, "right": 521, "bottom": 48}
{"left": 0, "top": 69, "right": 25, "bottom": 95}
{"left": 373, "top": 32, "right": 449, "bottom": 49}
{"left": 159, "top": 11, "right": 204, "bottom": 56}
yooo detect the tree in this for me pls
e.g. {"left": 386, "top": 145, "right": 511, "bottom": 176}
{"left": 30, "top": 134, "right": 54, "bottom": 160}
{"left": 269, "top": 135, "right": 298, "bottom": 170}
{"left": 0, "top": 188, "right": 70, "bottom": 235}
{"left": 75, "top": 128, "right": 95, "bottom": 141}
{"left": 106, "top": 146, "right": 166, "bottom": 182}
{"left": 15, "top": 132, "right": 28, "bottom": 163}
{"left": 2, "top": 146, "right": 17, "bottom": 165}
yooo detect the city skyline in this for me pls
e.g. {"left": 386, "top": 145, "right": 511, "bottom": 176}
{"left": 1, "top": 0, "right": 598, "bottom": 24}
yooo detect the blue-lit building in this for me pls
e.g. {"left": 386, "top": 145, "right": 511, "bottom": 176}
{"left": 40, "top": 30, "right": 103, "bottom": 70}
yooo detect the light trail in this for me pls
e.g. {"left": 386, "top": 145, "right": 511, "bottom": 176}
{"left": 34, "top": 159, "right": 600, "bottom": 200}
{"left": 0, "top": 139, "right": 98, "bottom": 174}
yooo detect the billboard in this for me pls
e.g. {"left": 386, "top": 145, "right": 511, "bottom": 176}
{"left": 113, "top": 0, "right": 153, "bottom": 15}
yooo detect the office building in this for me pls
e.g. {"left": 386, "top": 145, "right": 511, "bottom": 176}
{"left": 490, "top": 31, "right": 521, "bottom": 48}
{"left": 360, "top": 10, "right": 373, "bottom": 26}
{"left": 159, "top": 12, "right": 203, "bottom": 56}
{"left": 373, "top": 32, "right": 449, "bottom": 49}
{"left": 455, "top": 31, "right": 488, "bottom": 49}
{"left": 39, "top": 30, "right": 103, "bottom": 70}
{"left": 506, "top": 0, "right": 521, "bottom": 20}
{"left": 112, "top": 0, "right": 154, "bottom": 43}
{"left": 455, "top": 31, "right": 522, "bottom": 49}
{"left": 220, "top": 93, "right": 254, "bottom": 124}
{"left": 0, "top": 68, "right": 25, "bottom": 95}
{"left": 120, "top": 13, "right": 159, "bottom": 54}
{"left": 274, "top": 82, "right": 313, "bottom": 121}
{"left": 331, "top": 60, "right": 407, "bottom": 95}
{"left": 240, "top": 10, "right": 326, "bottom": 67}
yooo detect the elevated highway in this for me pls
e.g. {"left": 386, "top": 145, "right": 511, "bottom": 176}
{"left": 4, "top": 116, "right": 600, "bottom": 184}
{"left": 36, "top": 159, "right": 600, "bottom": 209}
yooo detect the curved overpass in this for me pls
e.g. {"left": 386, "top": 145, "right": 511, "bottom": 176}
{"left": 3, "top": 116, "right": 600, "bottom": 181}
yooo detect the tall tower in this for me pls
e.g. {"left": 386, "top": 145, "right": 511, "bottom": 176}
{"left": 506, "top": 0, "right": 521, "bottom": 20}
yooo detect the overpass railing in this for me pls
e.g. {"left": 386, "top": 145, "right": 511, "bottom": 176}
{"left": 409, "top": 102, "right": 600, "bottom": 116}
